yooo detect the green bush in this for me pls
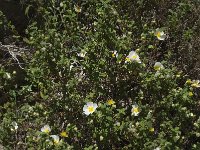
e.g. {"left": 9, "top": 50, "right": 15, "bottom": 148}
{"left": 0, "top": 0, "right": 200, "bottom": 149}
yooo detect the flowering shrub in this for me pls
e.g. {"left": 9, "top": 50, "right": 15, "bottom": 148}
{"left": 0, "top": 0, "right": 200, "bottom": 149}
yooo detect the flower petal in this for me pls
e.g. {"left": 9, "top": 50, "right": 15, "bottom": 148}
{"left": 84, "top": 110, "right": 90, "bottom": 115}
{"left": 83, "top": 105, "right": 88, "bottom": 111}
{"left": 93, "top": 103, "right": 98, "bottom": 109}
{"left": 86, "top": 102, "right": 93, "bottom": 106}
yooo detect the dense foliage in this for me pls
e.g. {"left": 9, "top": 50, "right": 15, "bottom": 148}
{"left": 0, "top": 0, "right": 200, "bottom": 149}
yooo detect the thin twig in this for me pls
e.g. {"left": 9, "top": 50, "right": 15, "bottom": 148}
{"left": 0, "top": 42, "right": 30, "bottom": 69}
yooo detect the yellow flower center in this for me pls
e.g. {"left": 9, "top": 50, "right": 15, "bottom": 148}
{"left": 112, "top": 53, "right": 115, "bottom": 57}
{"left": 154, "top": 65, "right": 160, "bottom": 71}
{"left": 191, "top": 81, "right": 200, "bottom": 87}
{"left": 149, "top": 127, "right": 154, "bottom": 132}
{"left": 60, "top": 131, "right": 68, "bottom": 137}
{"left": 156, "top": 32, "right": 161, "bottom": 38}
{"left": 132, "top": 55, "right": 137, "bottom": 59}
{"left": 54, "top": 140, "right": 59, "bottom": 144}
{"left": 186, "top": 79, "right": 192, "bottom": 84}
{"left": 44, "top": 128, "right": 50, "bottom": 133}
{"left": 188, "top": 92, "right": 193, "bottom": 96}
{"left": 126, "top": 57, "right": 130, "bottom": 62}
{"left": 192, "top": 84, "right": 197, "bottom": 87}
{"left": 88, "top": 106, "right": 94, "bottom": 113}
{"left": 133, "top": 107, "right": 139, "bottom": 113}
{"left": 107, "top": 99, "right": 115, "bottom": 105}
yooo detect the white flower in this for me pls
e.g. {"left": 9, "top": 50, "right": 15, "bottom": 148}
{"left": 50, "top": 135, "right": 60, "bottom": 144}
{"left": 115, "top": 122, "right": 120, "bottom": 126}
{"left": 131, "top": 104, "right": 140, "bottom": 116}
{"left": 74, "top": 5, "right": 82, "bottom": 13}
{"left": 154, "top": 147, "right": 161, "bottom": 150}
{"left": 41, "top": 125, "right": 51, "bottom": 134}
{"left": 154, "top": 62, "right": 164, "bottom": 71}
{"left": 125, "top": 51, "right": 141, "bottom": 63}
{"left": 100, "top": 135, "right": 104, "bottom": 141}
{"left": 77, "top": 50, "right": 87, "bottom": 58}
{"left": 154, "top": 28, "right": 167, "bottom": 40}
{"left": 11, "top": 121, "right": 18, "bottom": 131}
{"left": 111, "top": 50, "right": 118, "bottom": 58}
{"left": 83, "top": 102, "right": 98, "bottom": 115}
